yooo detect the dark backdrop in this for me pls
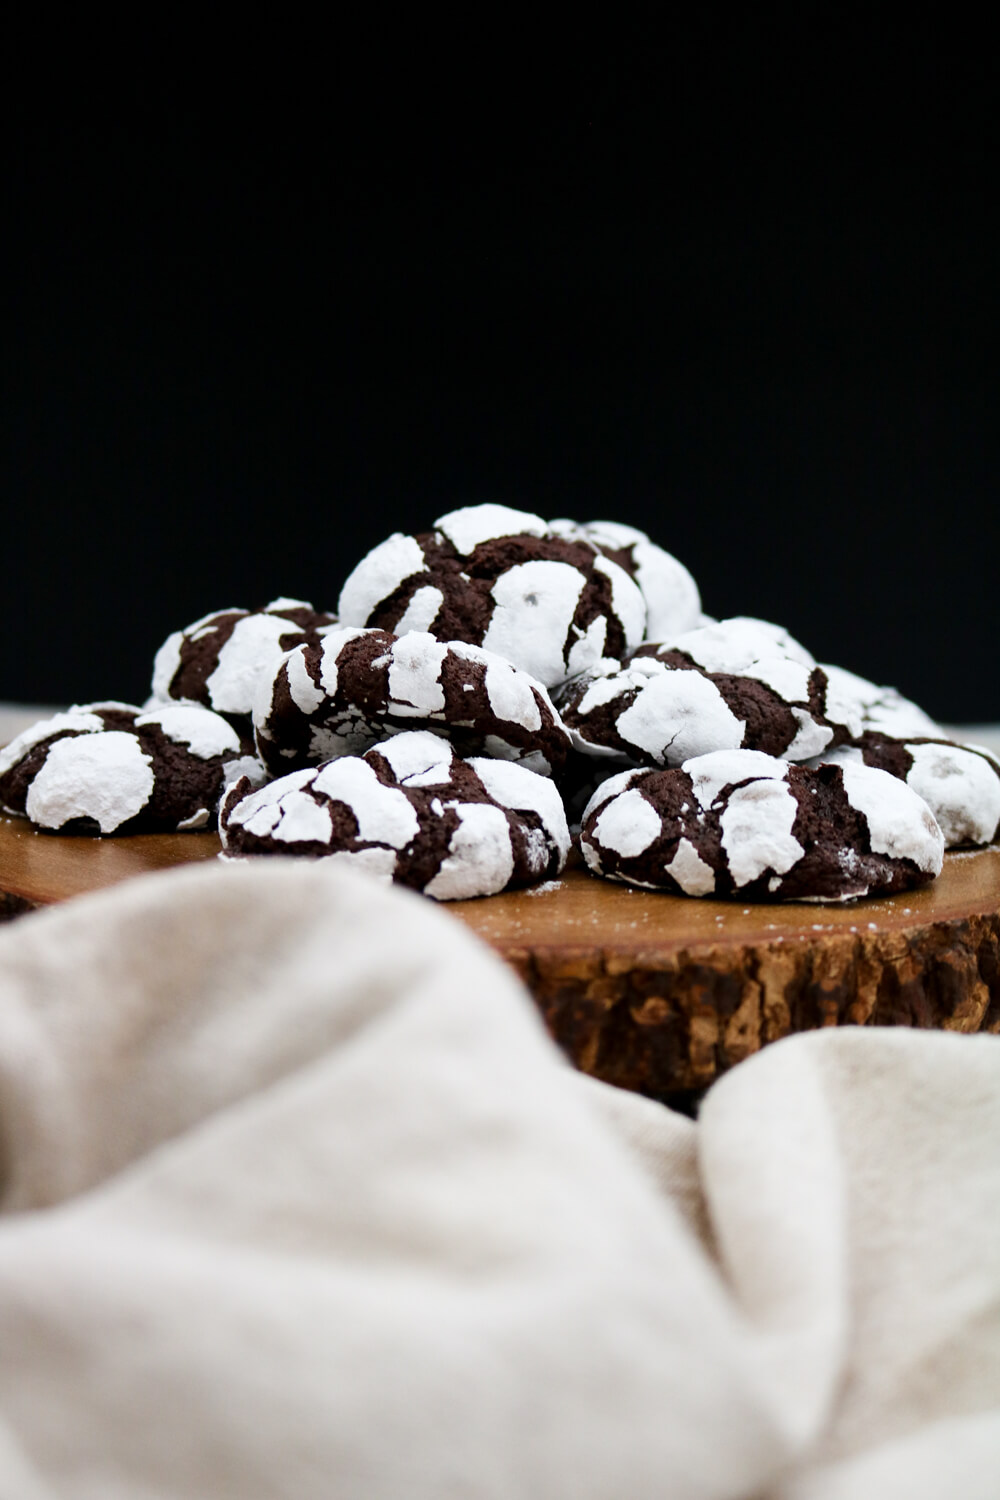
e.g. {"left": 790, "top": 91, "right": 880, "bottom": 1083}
{"left": 6, "top": 13, "right": 999, "bottom": 722}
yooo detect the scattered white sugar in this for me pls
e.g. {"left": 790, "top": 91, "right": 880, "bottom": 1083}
{"left": 720, "top": 778, "right": 804, "bottom": 888}
{"left": 338, "top": 532, "right": 428, "bottom": 623}
{"left": 206, "top": 612, "right": 302, "bottom": 716}
{"left": 176, "top": 808, "right": 210, "bottom": 830}
{"left": 372, "top": 729, "right": 455, "bottom": 787}
{"left": 392, "top": 585, "right": 444, "bottom": 635}
{"left": 26, "top": 732, "right": 155, "bottom": 833}
{"left": 837, "top": 761, "right": 944, "bottom": 874}
{"left": 433, "top": 503, "right": 547, "bottom": 554}
{"left": 483, "top": 560, "right": 586, "bottom": 686}
{"left": 136, "top": 704, "right": 242, "bottom": 758}
{"left": 0, "top": 709, "right": 107, "bottom": 776}
{"left": 469, "top": 755, "right": 571, "bottom": 860}
{"left": 664, "top": 837, "right": 716, "bottom": 895}
{"left": 685, "top": 749, "right": 789, "bottom": 810}
{"left": 526, "top": 879, "right": 563, "bottom": 895}
{"left": 592, "top": 788, "right": 662, "bottom": 857}
{"left": 388, "top": 634, "right": 449, "bottom": 716}
{"left": 662, "top": 617, "right": 815, "bottom": 673}
{"left": 905, "top": 741, "right": 1000, "bottom": 846}
{"left": 424, "top": 803, "right": 515, "bottom": 899}
{"left": 312, "top": 757, "right": 420, "bottom": 847}
{"left": 150, "top": 630, "right": 185, "bottom": 702}
{"left": 784, "top": 710, "right": 833, "bottom": 762}
{"left": 744, "top": 654, "right": 814, "bottom": 702}
{"left": 868, "top": 922, "right": 878, "bottom": 930}
{"left": 592, "top": 554, "right": 647, "bottom": 652}
{"left": 283, "top": 647, "right": 326, "bottom": 715}
{"left": 616, "top": 671, "right": 744, "bottom": 764}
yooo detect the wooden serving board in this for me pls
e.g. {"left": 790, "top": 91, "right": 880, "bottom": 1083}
{"left": 2, "top": 813, "right": 998, "bottom": 1100}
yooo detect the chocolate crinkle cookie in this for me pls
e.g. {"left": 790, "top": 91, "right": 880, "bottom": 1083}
{"left": 632, "top": 615, "right": 817, "bottom": 674}
{"left": 0, "top": 702, "right": 265, "bottom": 834}
{"left": 814, "top": 736, "right": 1000, "bottom": 848}
{"left": 817, "top": 663, "right": 943, "bottom": 740}
{"left": 336, "top": 504, "right": 651, "bottom": 689}
{"left": 557, "top": 618, "right": 857, "bottom": 768}
{"left": 253, "top": 627, "right": 571, "bottom": 778}
{"left": 580, "top": 747, "right": 944, "bottom": 902}
{"left": 219, "top": 729, "right": 570, "bottom": 900}
{"left": 547, "top": 519, "right": 703, "bottom": 641}
{"left": 150, "top": 597, "right": 337, "bottom": 725}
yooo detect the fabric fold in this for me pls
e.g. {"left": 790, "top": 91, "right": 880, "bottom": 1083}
{"left": 0, "top": 860, "right": 997, "bottom": 1499}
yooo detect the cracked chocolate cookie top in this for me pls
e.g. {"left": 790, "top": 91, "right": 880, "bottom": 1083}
{"left": 814, "top": 736, "right": 1000, "bottom": 848}
{"left": 548, "top": 519, "right": 702, "bottom": 641}
{"left": 336, "top": 504, "right": 647, "bottom": 688}
{"left": 0, "top": 702, "right": 264, "bottom": 834}
{"left": 150, "top": 597, "right": 337, "bottom": 723}
{"left": 556, "top": 646, "right": 847, "bottom": 767}
{"left": 817, "top": 664, "right": 942, "bottom": 741}
{"left": 632, "top": 615, "right": 817, "bottom": 674}
{"left": 253, "top": 627, "right": 571, "bottom": 778}
{"left": 579, "top": 747, "right": 944, "bottom": 902}
{"left": 219, "top": 729, "right": 571, "bottom": 900}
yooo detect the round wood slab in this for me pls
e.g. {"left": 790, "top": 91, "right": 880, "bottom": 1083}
{"left": 1, "top": 813, "right": 997, "bottom": 1100}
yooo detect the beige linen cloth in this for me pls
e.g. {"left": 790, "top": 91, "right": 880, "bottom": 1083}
{"left": 0, "top": 861, "right": 997, "bottom": 1499}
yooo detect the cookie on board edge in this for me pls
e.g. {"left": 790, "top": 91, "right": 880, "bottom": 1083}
{"left": 0, "top": 702, "right": 264, "bottom": 834}
{"left": 220, "top": 729, "right": 571, "bottom": 900}
{"left": 579, "top": 747, "right": 944, "bottom": 902}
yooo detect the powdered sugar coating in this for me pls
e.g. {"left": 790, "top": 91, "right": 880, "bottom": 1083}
{"left": 835, "top": 760, "right": 943, "bottom": 873}
{"left": 580, "top": 749, "right": 942, "bottom": 901}
{"left": 820, "top": 664, "right": 939, "bottom": 740}
{"left": 550, "top": 519, "right": 702, "bottom": 641}
{"left": 481, "top": 560, "right": 589, "bottom": 684}
{"left": 25, "top": 733, "right": 155, "bottom": 834}
{"left": 556, "top": 647, "right": 839, "bottom": 769}
{"left": 640, "top": 616, "right": 815, "bottom": 674}
{"left": 0, "top": 702, "right": 260, "bottom": 834}
{"left": 719, "top": 779, "right": 804, "bottom": 887}
{"left": 219, "top": 730, "right": 569, "bottom": 899}
{"left": 336, "top": 505, "right": 647, "bottom": 688}
{"left": 253, "top": 629, "right": 570, "bottom": 778}
{"left": 135, "top": 705, "right": 243, "bottom": 760}
{"left": 149, "top": 599, "right": 337, "bottom": 723}
{"left": 435, "top": 504, "right": 547, "bottom": 553}
{"left": 337, "top": 534, "right": 428, "bottom": 623}
{"left": 815, "top": 738, "right": 1000, "bottom": 849}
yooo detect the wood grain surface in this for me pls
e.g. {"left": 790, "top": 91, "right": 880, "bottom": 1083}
{"left": 2, "top": 811, "right": 998, "bottom": 1098}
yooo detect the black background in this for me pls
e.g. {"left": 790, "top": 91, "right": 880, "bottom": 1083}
{"left": 5, "top": 13, "right": 999, "bottom": 721}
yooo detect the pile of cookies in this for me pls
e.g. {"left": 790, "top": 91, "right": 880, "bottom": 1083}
{"left": 3, "top": 504, "right": 998, "bottom": 903}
